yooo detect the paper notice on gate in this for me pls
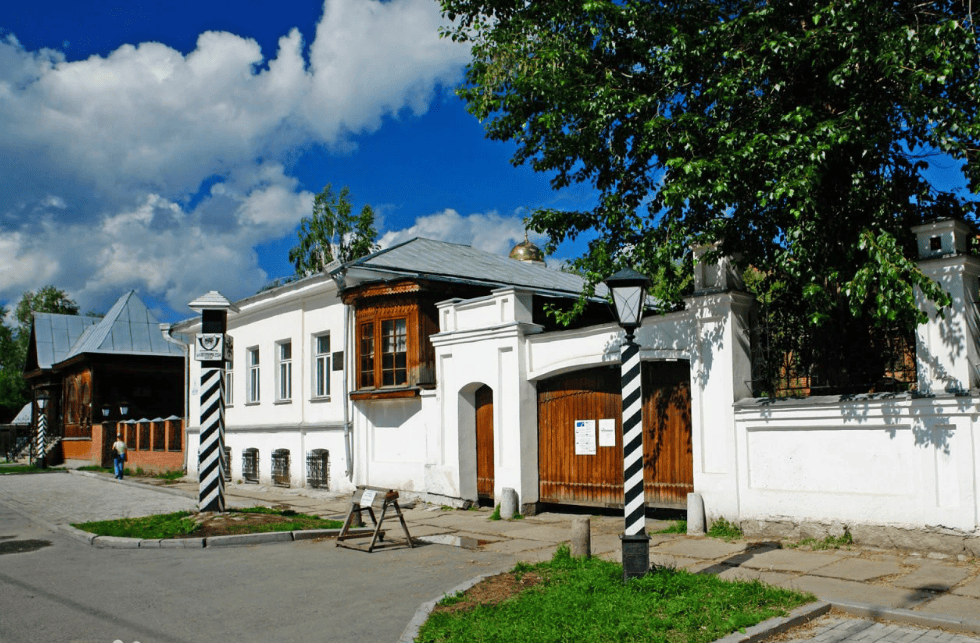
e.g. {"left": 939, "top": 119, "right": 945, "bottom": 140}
{"left": 598, "top": 419, "right": 616, "bottom": 447}
{"left": 360, "top": 489, "right": 377, "bottom": 506}
{"left": 574, "top": 420, "right": 597, "bottom": 455}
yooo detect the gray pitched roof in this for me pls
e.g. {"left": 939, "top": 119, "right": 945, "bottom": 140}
{"left": 62, "top": 291, "right": 183, "bottom": 360}
{"left": 31, "top": 291, "right": 182, "bottom": 371}
{"left": 338, "top": 238, "right": 608, "bottom": 299}
{"left": 11, "top": 403, "right": 32, "bottom": 425}
{"left": 31, "top": 313, "right": 101, "bottom": 370}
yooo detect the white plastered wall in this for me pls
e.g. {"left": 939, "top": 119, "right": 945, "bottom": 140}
{"left": 180, "top": 277, "right": 352, "bottom": 492}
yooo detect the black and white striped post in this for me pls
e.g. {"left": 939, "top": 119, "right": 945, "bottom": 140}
{"left": 189, "top": 292, "right": 238, "bottom": 513}
{"left": 605, "top": 269, "right": 651, "bottom": 581}
{"left": 35, "top": 390, "right": 49, "bottom": 469}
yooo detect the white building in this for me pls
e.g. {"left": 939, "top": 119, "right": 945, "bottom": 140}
{"left": 172, "top": 223, "right": 980, "bottom": 555}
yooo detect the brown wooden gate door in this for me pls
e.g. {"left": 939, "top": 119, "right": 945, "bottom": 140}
{"left": 537, "top": 361, "right": 692, "bottom": 508}
{"left": 475, "top": 385, "right": 494, "bottom": 500}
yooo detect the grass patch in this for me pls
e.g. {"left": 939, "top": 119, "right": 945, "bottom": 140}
{"left": 785, "top": 532, "right": 853, "bottom": 550}
{"left": 418, "top": 545, "right": 814, "bottom": 643}
{"left": 655, "top": 520, "right": 687, "bottom": 534}
{"left": 0, "top": 464, "right": 64, "bottom": 475}
{"left": 707, "top": 517, "right": 743, "bottom": 542}
{"left": 489, "top": 504, "right": 501, "bottom": 520}
{"left": 73, "top": 511, "right": 198, "bottom": 539}
{"left": 72, "top": 507, "right": 344, "bottom": 539}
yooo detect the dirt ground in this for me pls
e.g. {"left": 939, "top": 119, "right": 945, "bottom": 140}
{"left": 429, "top": 571, "right": 544, "bottom": 615}
{"left": 182, "top": 509, "right": 338, "bottom": 538}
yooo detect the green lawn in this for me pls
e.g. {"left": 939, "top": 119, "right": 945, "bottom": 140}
{"left": 417, "top": 545, "right": 814, "bottom": 643}
{"left": 72, "top": 508, "right": 345, "bottom": 539}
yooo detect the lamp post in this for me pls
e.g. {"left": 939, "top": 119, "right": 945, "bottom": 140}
{"left": 604, "top": 269, "right": 651, "bottom": 581}
{"left": 35, "top": 390, "right": 49, "bottom": 470}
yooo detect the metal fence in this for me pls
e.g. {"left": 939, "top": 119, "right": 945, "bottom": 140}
{"left": 749, "top": 317, "right": 917, "bottom": 397}
{"left": 306, "top": 449, "right": 329, "bottom": 489}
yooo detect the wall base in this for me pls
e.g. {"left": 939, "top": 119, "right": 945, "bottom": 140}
{"left": 740, "top": 518, "right": 980, "bottom": 557}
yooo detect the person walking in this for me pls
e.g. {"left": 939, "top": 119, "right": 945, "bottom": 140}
{"left": 112, "top": 433, "right": 127, "bottom": 480}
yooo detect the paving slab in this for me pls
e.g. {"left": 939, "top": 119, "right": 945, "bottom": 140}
{"left": 590, "top": 533, "right": 623, "bottom": 555}
{"left": 653, "top": 537, "right": 749, "bottom": 559}
{"left": 482, "top": 538, "right": 554, "bottom": 555}
{"left": 738, "top": 548, "right": 850, "bottom": 573}
{"left": 782, "top": 575, "right": 932, "bottom": 609}
{"left": 912, "top": 594, "right": 980, "bottom": 622}
{"left": 952, "top": 575, "right": 980, "bottom": 598}
{"left": 453, "top": 519, "right": 547, "bottom": 537}
{"left": 714, "top": 566, "right": 796, "bottom": 586}
{"left": 811, "top": 558, "right": 905, "bottom": 582}
{"left": 494, "top": 524, "right": 570, "bottom": 542}
{"left": 892, "top": 564, "right": 974, "bottom": 592}
{"left": 650, "top": 553, "right": 701, "bottom": 569}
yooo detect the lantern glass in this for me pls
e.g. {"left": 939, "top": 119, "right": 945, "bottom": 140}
{"left": 604, "top": 269, "right": 650, "bottom": 330}
{"left": 119, "top": 403, "right": 129, "bottom": 418}
{"left": 36, "top": 391, "right": 49, "bottom": 410}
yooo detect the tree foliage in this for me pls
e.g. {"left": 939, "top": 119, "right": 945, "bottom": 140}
{"left": 289, "top": 184, "right": 379, "bottom": 276}
{"left": 440, "top": 0, "right": 979, "bottom": 336}
{"left": 0, "top": 286, "right": 80, "bottom": 418}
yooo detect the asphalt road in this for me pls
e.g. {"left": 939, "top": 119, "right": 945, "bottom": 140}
{"left": 0, "top": 503, "right": 514, "bottom": 643}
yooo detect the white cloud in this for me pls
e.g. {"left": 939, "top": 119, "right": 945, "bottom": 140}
{"left": 379, "top": 209, "right": 547, "bottom": 257}
{"left": 0, "top": 0, "right": 469, "bottom": 319}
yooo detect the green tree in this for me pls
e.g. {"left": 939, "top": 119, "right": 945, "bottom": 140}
{"left": 289, "top": 184, "right": 379, "bottom": 275}
{"left": 0, "top": 287, "right": 80, "bottom": 418}
{"left": 440, "top": 0, "right": 978, "bottom": 333}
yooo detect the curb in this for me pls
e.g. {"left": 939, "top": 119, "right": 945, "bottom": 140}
{"left": 712, "top": 602, "right": 832, "bottom": 643}
{"left": 831, "top": 599, "right": 980, "bottom": 636}
{"left": 397, "top": 572, "right": 499, "bottom": 643}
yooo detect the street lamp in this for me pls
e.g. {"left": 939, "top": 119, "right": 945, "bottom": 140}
{"left": 35, "top": 390, "right": 50, "bottom": 470}
{"left": 604, "top": 269, "right": 651, "bottom": 581}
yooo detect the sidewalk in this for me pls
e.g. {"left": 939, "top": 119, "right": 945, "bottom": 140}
{"left": 111, "top": 472, "right": 980, "bottom": 634}
{"left": 5, "top": 468, "right": 980, "bottom": 639}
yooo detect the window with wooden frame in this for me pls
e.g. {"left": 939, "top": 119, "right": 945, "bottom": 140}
{"left": 359, "top": 318, "right": 408, "bottom": 388}
{"left": 349, "top": 288, "right": 440, "bottom": 398}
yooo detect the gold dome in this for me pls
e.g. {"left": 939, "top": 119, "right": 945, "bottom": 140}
{"left": 509, "top": 233, "right": 546, "bottom": 266}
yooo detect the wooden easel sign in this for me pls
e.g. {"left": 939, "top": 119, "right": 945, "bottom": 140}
{"left": 336, "top": 486, "right": 414, "bottom": 552}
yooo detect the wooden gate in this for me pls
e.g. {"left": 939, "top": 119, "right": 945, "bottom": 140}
{"left": 475, "top": 385, "right": 494, "bottom": 501}
{"left": 537, "top": 361, "right": 692, "bottom": 508}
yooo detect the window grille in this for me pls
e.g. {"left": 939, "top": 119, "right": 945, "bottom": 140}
{"left": 272, "top": 448, "right": 290, "bottom": 487}
{"left": 167, "top": 420, "right": 182, "bottom": 452}
{"left": 306, "top": 449, "right": 329, "bottom": 489}
{"left": 242, "top": 448, "right": 259, "bottom": 483}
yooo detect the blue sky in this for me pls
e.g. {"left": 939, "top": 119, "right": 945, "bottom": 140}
{"left": 0, "top": 0, "right": 596, "bottom": 323}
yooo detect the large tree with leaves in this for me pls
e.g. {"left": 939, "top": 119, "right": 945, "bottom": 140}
{"left": 0, "top": 287, "right": 80, "bottom": 419}
{"left": 289, "top": 184, "right": 379, "bottom": 275}
{"left": 441, "top": 0, "right": 980, "bottom": 392}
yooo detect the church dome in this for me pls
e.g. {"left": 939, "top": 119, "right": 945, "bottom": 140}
{"left": 509, "top": 233, "right": 546, "bottom": 266}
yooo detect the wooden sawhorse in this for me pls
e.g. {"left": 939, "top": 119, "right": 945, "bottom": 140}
{"left": 336, "top": 486, "right": 414, "bottom": 552}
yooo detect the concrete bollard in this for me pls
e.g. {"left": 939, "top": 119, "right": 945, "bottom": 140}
{"left": 571, "top": 516, "right": 591, "bottom": 558}
{"left": 500, "top": 487, "right": 518, "bottom": 520}
{"left": 687, "top": 492, "right": 706, "bottom": 535}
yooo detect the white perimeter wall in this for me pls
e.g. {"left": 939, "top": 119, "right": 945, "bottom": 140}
{"left": 728, "top": 395, "right": 980, "bottom": 534}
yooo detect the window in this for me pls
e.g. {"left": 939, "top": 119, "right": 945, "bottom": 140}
{"left": 381, "top": 318, "right": 408, "bottom": 386}
{"left": 247, "top": 347, "right": 260, "bottom": 403}
{"left": 314, "top": 334, "right": 330, "bottom": 398}
{"left": 359, "top": 322, "right": 375, "bottom": 389}
{"left": 358, "top": 316, "right": 408, "bottom": 389}
{"left": 277, "top": 340, "right": 292, "bottom": 402}
{"left": 225, "top": 351, "right": 234, "bottom": 406}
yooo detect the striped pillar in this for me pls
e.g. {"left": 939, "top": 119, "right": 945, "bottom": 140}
{"left": 198, "top": 367, "right": 225, "bottom": 512}
{"left": 36, "top": 409, "right": 47, "bottom": 468}
{"left": 620, "top": 333, "right": 650, "bottom": 580}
